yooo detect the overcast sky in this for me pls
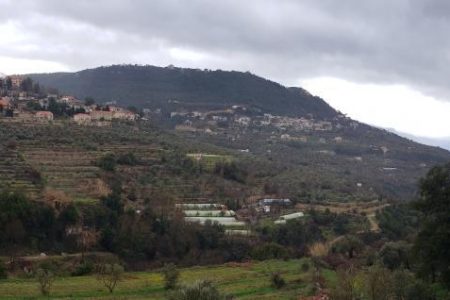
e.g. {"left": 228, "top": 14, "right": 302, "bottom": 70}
{"left": 1, "top": 0, "right": 450, "bottom": 140}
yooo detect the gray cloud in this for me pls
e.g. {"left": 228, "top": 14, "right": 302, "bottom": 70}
{"left": 1, "top": 0, "right": 450, "bottom": 100}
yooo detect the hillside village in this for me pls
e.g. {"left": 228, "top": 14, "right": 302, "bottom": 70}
{"left": 0, "top": 75, "right": 137, "bottom": 125}
{"left": 1, "top": 73, "right": 365, "bottom": 153}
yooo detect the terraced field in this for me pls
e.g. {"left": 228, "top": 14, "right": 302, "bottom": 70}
{"left": 19, "top": 144, "right": 163, "bottom": 200}
{"left": 0, "top": 259, "right": 335, "bottom": 299}
{"left": 21, "top": 146, "right": 101, "bottom": 199}
{"left": 0, "top": 147, "right": 42, "bottom": 198}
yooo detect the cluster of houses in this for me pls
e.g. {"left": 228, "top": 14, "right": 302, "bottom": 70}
{"left": 73, "top": 106, "right": 137, "bottom": 125}
{"left": 0, "top": 75, "right": 137, "bottom": 124}
{"left": 169, "top": 104, "right": 337, "bottom": 137}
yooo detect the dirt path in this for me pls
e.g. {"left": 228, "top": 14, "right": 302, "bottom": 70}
{"left": 366, "top": 213, "right": 380, "bottom": 232}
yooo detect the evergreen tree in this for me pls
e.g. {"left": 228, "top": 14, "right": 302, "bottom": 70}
{"left": 413, "top": 163, "right": 450, "bottom": 287}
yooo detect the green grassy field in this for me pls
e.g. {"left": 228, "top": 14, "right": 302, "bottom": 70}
{"left": 0, "top": 259, "right": 334, "bottom": 299}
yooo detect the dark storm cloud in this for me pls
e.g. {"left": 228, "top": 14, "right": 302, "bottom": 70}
{"left": 1, "top": 0, "right": 450, "bottom": 99}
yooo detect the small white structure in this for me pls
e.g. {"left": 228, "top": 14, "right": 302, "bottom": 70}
{"left": 274, "top": 212, "right": 305, "bottom": 224}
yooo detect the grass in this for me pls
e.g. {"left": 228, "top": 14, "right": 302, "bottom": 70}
{"left": 0, "top": 259, "right": 333, "bottom": 299}
{"left": 73, "top": 197, "right": 99, "bottom": 205}
{"left": 186, "top": 153, "right": 233, "bottom": 171}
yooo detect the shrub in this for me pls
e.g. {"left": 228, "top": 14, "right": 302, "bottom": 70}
{"left": 97, "top": 153, "right": 117, "bottom": 171}
{"left": 71, "top": 261, "right": 94, "bottom": 276}
{"left": 162, "top": 263, "right": 179, "bottom": 290}
{"left": 168, "top": 280, "right": 226, "bottom": 300}
{"left": 300, "top": 261, "right": 310, "bottom": 273}
{"left": 270, "top": 272, "right": 286, "bottom": 289}
{"left": 117, "top": 152, "right": 138, "bottom": 165}
{"left": 251, "top": 243, "right": 289, "bottom": 260}
{"left": 36, "top": 268, "right": 55, "bottom": 296}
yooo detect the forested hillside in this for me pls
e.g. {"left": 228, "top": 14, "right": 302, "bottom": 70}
{"left": 30, "top": 65, "right": 337, "bottom": 118}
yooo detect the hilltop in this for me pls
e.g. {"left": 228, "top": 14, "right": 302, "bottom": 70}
{"left": 29, "top": 65, "right": 337, "bottom": 119}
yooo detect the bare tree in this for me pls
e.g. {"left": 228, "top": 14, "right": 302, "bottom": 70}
{"left": 76, "top": 229, "right": 98, "bottom": 261}
{"left": 96, "top": 263, "right": 124, "bottom": 293}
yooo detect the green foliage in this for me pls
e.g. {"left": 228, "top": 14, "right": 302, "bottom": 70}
{"left": 26, "top": 101, "right": 44, "bottom": 111}
{"left": 251, "top": 243, "right": 289, "bottom": 260}
{"left": 330, "top": 266, "right": 438, "bottom": 300}
{"left": 332, "top": 235, "right": 364, "bottom": 259}
{"left": 377, "top": 204, "right": 419, "bottom": 240}
{"left": 258, "top": 219, "right": 323, "bottom": 255}
{"left": 329, "top": 267, "right": 358, "bottom": 300}
{"left": 71, "top": 261, "right": 95, "bottom": 276}
{"left": 379, "top": 242, "right": 411, "bottom": 270}
{"left": 214, "top": 161, "right": 247, "bottom": 183}
{"left": 117, "top": 152, "right": 139, "bottom": 165}
{"left": 47, "top": 97, "right": 85, "bottom": 117}
{"left": 168, "top": 280, "right": 226, "bottom": 300}
{"left": 0, "top": 190, "right": 56, "bottom": 252}
{"left": 161, "top": 263, "right": 179, "bottom": 290}
{"left": 97, "top": 153, "right": 117, "bottom": 171}
{"left": 300, "top": 262, "right": 310, "bottom": 272}
{"left": 364, "top": 265, "right": 393, "bottom": 300}
{"left": 414, "top": 163, "right": 450, "bottom": 287}
{"left": 59, "top": 204, "right": 81, "bottom": 226}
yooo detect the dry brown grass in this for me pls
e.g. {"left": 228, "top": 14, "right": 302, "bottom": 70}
{"left": 84, "top": 178, "right": 111, "bottom": 198}
{"left": 42, "top": 188, "right": 71, "bottom": 208}
{"left": 309, "top": 242, "right": 330, "bottom": 258}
